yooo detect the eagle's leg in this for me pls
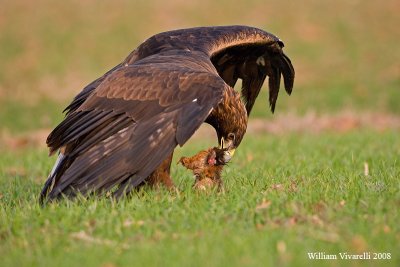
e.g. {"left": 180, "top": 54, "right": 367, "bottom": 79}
{"left": 146, "top": 153, "right": 175, "bottom": 189}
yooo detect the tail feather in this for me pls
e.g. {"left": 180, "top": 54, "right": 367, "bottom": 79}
{"left": 39, "top": 152, "right": 65, "bottom": 204}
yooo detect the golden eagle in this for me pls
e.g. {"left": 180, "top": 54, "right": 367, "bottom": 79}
{"left": 39, "top": 25, "right": 294, "bottom": 202}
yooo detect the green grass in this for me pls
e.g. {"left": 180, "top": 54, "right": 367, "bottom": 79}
{"left": 1, "top": 131, "right": 399, "bottom": 267}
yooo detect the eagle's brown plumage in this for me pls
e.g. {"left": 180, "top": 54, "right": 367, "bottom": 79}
{"left": 39, "top": 25, "right": 294, "bottom": 203}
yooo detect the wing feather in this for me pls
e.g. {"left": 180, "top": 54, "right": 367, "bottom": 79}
{"left": 211, "top": 40, "right": 294, "bottom": 114}
{"left": 281, "top": 53, "right": 295, "bottom": 95}
{"left": 63, "top": 63, "right": 124, "bottom": 115}
{"left": 42, "top": 52, "right": 225, "bottom": 201}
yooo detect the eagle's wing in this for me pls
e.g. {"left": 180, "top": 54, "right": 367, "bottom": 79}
{"left": 63, "top": 63, "right": 124, "bottom": 115}
{"left": 42, "top": 51, "right": 225, "bottom": 201}
{"left": 211, "top": 40, "right": 295, "bottom": 114}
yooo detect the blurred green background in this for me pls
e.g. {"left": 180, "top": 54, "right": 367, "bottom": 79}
{"left": 0, "top": 0, "right": 399, "bottom": 134}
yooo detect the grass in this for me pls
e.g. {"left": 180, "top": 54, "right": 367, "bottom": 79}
{"left": 1, "top": 130, "right": 399, "bottom": 267}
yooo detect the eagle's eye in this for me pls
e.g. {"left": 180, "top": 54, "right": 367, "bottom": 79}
{"left": 228, "top": 133, "right": 235, "bottom": 141}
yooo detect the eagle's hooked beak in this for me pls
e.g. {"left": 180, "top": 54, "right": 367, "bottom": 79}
{"left": 219, "top": 137, "right": 236, "bottom": 163}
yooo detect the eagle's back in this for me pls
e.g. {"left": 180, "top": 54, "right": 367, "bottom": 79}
{"left": 125, "top": 25, "right": 281, "bottom": 65}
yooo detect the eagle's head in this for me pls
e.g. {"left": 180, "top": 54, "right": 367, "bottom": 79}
{"left": 218, "top": 126, "right": 246, "bottom": 164}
